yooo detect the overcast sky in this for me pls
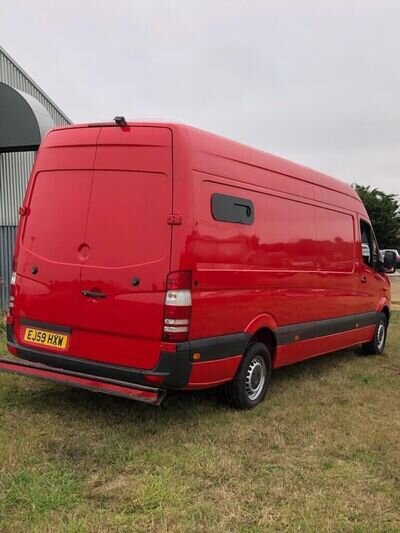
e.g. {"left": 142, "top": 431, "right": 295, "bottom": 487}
{"left": 1, "top": 0, "right": 399, "bottom": 195}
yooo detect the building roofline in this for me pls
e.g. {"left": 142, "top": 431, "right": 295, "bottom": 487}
{"left": 0, "top": 44, "right": 73, "bottom": 124}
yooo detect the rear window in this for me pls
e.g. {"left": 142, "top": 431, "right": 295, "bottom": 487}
{"left": 211, "top": 193, "right": 254, "bottom": 225}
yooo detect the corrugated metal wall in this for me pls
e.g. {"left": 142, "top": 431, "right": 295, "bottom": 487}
{"left": 0, "top": 46, "right": 71, "bottom": 308}
{"left": 0, "top": 151, "right": 35, "bottom": 225}
{"left": 0, "top": 226, "right": 17, "bottom": 308}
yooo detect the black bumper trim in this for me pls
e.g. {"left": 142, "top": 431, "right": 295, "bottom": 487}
{"left": 7, "top": 325, "right": 248, "bottom": 389}
{"left": 179, "top": 333, "right": 249, "bottom": 362}
{"left": 275, "top": 311, "right": 379, "bottom": 346}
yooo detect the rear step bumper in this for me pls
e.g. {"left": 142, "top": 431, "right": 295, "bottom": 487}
{"left": 7, "top": 323, "right": 193, "bottom": 389}
{"left": 7, "top": 323, "right": 249, "bottom": 390}
{"left": 0, "top": 357, "right": 166, "bottom": 405}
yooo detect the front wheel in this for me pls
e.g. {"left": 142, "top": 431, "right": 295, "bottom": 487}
{"left": 361, "top": 313, "right": 388, "bottom": 355}
{"left": 224, "top": 342, "right": 272, "bottom": 409}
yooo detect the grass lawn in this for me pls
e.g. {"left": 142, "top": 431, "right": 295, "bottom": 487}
{"left": 0, "top": 314, "right": 399, "bottom": 532}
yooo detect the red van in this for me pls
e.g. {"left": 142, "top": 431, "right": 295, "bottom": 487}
{"left": 2, "top": 121, "right": 397, "bottom": 408}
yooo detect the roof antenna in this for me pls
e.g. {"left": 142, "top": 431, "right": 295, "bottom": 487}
{"left": 114, "top": 116, "right": 127, "bottom": 126}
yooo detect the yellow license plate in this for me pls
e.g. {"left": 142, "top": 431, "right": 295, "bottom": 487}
{"left": 23, "top": 327, "right": 69, "bottom": 350}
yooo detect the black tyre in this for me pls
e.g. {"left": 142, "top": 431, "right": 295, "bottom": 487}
{"left": 224, "top": 342, "right": 272, "bottom": 409}
{"left": 361, "top": 313, "right": 388, "bottom": 355}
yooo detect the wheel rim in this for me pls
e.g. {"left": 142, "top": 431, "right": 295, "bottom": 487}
{"left": 376, "top": 321, "right": 385, "bottom": 350}
{"left": 245, "top": 355, "right": 267, "bottom": 401}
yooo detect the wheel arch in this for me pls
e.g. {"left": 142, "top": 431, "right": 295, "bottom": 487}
{"left": 376, "top": 297, "right": 390, "bottom": 324}
{"left": 381, "top": 306, "right": 390, "bottom": 324}
{"left": 244, "top": 314, "right": 278, "bottom": 367}
{"left": 249, "top": 328, "right": 277, "bottom": 366}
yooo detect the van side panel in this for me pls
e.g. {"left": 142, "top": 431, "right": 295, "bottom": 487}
{"left": 184, "top": 125, "right": 382, "bottom": 377}
{"left": 187, "top": 125, "right": 366, "bottom": 215}
{"left": 189, "top": 173, "right": 318, "bottom": 340}
{"left": 275, "top": 325, "right": 376, "bottom": 368}
{"left": 312, "top": 205, "right": 358, "bottom": 319}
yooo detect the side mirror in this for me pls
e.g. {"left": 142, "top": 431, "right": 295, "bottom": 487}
{"left": 383, "top": 250, "right": 396, "bottom": 274}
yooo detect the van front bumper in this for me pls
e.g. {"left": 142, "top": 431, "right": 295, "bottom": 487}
{"left": 6, "top": 324, "right": 248, "bottom": 391}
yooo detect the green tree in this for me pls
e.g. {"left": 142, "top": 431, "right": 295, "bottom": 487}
{"left": 352, "top": 184, "right": 400, "bottom": 249}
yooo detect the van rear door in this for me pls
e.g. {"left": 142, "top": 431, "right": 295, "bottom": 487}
{"left": 15, "top": 127, "right": 101, "bottom": 355}
{"left": 75, "top": 126, "right": 173, "bottom": 369}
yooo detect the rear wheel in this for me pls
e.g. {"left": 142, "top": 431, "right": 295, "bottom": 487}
{"left": 361, "top": 313, "right": 388, "bottom": 355}
{"left": 224, "top": 342, "right": 272, "bottom": 409}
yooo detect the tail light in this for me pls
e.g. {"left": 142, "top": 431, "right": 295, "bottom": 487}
{"left": 8, "top": 271, "right": 16, "bottom": 315}
{"left": 162, "top": 271, "right": 192, "bottom": 342}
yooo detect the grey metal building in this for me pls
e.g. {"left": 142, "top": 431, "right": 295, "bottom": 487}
{"left": 0, "top": 45, "right": 71, "bottom": 308}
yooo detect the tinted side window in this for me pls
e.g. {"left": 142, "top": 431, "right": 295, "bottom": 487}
{"left": 211, "top": 193, "right": 254, "bottom": 225}
{"left": 360, "top": 220, "right": 378, "bottom": 267}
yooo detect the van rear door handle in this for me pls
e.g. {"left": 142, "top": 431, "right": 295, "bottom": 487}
{"left": 361, "top": 276, "right": 368, "bottom": 284}
{"left": 82, "top": 290, "right": 107, "bottom": 299}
